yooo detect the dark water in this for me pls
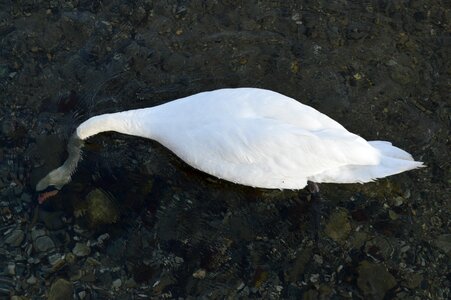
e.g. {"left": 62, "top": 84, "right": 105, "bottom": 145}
{"left": 0, "top": 1, "right": 449, "bottom": 299}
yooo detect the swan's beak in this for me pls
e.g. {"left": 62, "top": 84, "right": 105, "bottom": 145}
{"left": 37, "top": 186, "right": 60, "bottom": 204}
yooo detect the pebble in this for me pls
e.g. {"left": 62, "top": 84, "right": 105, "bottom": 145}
{"left": 85, "top": 189, "right": 120, "bottom": 226}
{"left": 72, "top": 242, "right": 91, "bottom": 257}
{"left": 39, "top": 210, "right": 65, "bottom": 230}
{"left": 78, "top": 291, "right": 86, "bottom": 299}
{"left": 112, "top": 278, "right": 122, "bottom": 289}
{"left": 95, "top": 233, "right": 110, "bottom": 247}
{"left": 357, "top": 260, "right": 396, "bottom": 299}
{"left": 192, "top": 269, "right": 206, "bottom": 279}
{"left": 1, "top": 120, "right": 15, "bottom": 137}
{"left": 325, "top": 209, "right": 351, "bottom": 242}
{"left": 5, "top": 229, "right": 25, "bottom": 247}
{"left": 364, "top": 237, "right": 393, "bottom": 260}
{"left": 288, "top": 247, "right": 313, "bottom": 283}
{"left": 388, "top": 209, "right": 399, "bottom": 220}
{"left": 34, "top": 236, "right": 55, "bottom": 252}
{"left": 393, "top": 196, "right": 404, "bottom": 206}
{"left": 48, "top": 253, "right": 63, "bottom": 266}
{"left": 405, "top": 272, "right": 423, "bottom": 289}
{"left": 26, "top": 275, "right": 37, "bottom": 285}
{"left": 49, "top": 254, "right": 66, "bottom": 273}
{"left": 27, "top": 257, "right": 40, "bottom": 264}
{"left": 310, "top": 274, "right": 320, "bottom": 283}
{"left": 389, "top": 63, "right": 416, "bottom": 85}
{"left": 65, "top": 253, "right": 76, "bottom": 264}
{"left": 31, "top": 228, "right": 46, "bottom": 241}
{"left": 124, "top": 278, "right": 137, "bottom": 288}
{"left": 434, "top": 234, "right": 451, "bottom": 256}
{"left": 48, "top": 278, "right": 73, "bottom": 300}
{"left": 20, "top": 193, "right": 32, "bottom": 203}
{"left": 313, "top": 254, "right": 323, "bottom": 265}
{"left": 7, "top": 263, "right": 15, "bottom": 275}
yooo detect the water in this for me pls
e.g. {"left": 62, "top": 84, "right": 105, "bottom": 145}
{"left": 0, "top": 1, "right": 449, "bottom": 299}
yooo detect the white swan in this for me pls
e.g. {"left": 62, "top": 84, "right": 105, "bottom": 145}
{"left": 36, "top": 88, "right": 424, "bottom": 202}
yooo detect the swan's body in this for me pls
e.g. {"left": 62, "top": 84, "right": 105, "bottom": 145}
{"left": 36, "top": 88, "right": 423, "bottom": 197}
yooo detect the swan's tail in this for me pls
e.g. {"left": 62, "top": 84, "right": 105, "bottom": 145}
{"left": 354, "top": 141, "right": 425, "bottom": 182}
{"left": 369, "top": 141, "right": 416, "bottom": 161}
{"left": 309, "top": 141, "right": 424, "bottom": 184}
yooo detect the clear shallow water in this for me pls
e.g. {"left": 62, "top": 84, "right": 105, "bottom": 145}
{"left": 0, "top": 1, "right": 449, "bottom": 299}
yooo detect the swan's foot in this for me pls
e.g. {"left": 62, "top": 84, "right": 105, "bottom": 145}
{"left": 307, "top": 181, "right": 322, "bottom": 244}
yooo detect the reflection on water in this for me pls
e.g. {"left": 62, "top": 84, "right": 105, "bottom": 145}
{"left": 0, "top": 0, "right": 449, "bottom": 299}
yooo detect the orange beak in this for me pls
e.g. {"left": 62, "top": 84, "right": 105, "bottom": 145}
{"left": 38, "top": 190, "right": 59, "bottom": 204}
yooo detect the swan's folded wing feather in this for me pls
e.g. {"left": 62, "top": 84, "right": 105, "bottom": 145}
{"left": 167, "top": 117, "right": 380, "bottom": 188}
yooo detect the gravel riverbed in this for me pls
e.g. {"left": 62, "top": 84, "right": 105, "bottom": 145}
{"left": 0, "top": 1, "right": 449, "bottom": 299}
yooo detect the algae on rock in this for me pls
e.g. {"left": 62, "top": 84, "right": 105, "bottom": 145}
{"left": 86, "top": 189, "right": 119, "bottom": 227}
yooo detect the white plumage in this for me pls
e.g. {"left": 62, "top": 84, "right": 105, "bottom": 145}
{"left": 72, "top": 87, "right": 423, "bottom": 190}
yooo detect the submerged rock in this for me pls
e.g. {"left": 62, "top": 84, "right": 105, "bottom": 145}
{"left": 124, "top": 278, "right": 138, "bottom": 288}
{"left": 287, "top": 247, "right": 313, "bottom": 283}
{"left": 72, "top": 242, "right": 91, "bottom": 257}
{"left": 404, "top": 272, "right": 423, "bottom": 289}
{"left": 48, "top": 278, "right": 73, "bottom": 300}
{"left": 324, "top": 209, "right": 351, "bottom": 242}
{"left": 434, "top": 234, "right": 451, "bottom": 256}
{"left": 85, "top": 189, "right": 119, "bottom": 227}
{"left": 5, "top": 229, "right": 25, "bottom": 247}
{"left": 112, "top": 278, "right": 122, "bottom": 289}
{"left": 357, "top": 261, "right": 396, "bottom": 300}
{"left": 34, "top": 236, "right": 55, "bottom": 252}
{"left": 192, "top": 268, "right": 206, "bottom": 279}
{"left": 39, "top": 210, "right": 65, "bottom": 230}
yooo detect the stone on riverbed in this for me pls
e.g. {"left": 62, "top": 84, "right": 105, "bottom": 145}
{"left": 85, "top": 189, "right": 119, "bottom": 227}
{"left": 48, "top": 278, "right": 73, "bottom": 300}
{"left": 357, "top": 260, "right": 396, "bottom": 300}
{"left": 5, "top": 229, "right": 25, "bottom": 247}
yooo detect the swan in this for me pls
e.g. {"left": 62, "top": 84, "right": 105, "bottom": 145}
{"left": 36, "top": 88, "right": 424, "bottom": 203}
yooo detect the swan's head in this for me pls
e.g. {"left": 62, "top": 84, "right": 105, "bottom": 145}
{"left": 36, "top": 166, "right": 72, "bottom": 204}
{"left": 35, "top": 133, "right": 83, "bottom": 204}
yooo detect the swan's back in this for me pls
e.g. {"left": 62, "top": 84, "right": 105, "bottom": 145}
{"left": 153, "top": 88, "right": 345, "bottom": 130}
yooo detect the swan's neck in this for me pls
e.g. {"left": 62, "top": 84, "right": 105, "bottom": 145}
{"left": 63, "top": 134, "right": 84, "bottom": 177}
{"left": 36, "top": 133, "right": 84, "bottom": 192}
{"left": 37, "top": 108, "right": 162, "bottom": 193}
{"left": 76, "top": 108, "right": 156, "bottom": 140}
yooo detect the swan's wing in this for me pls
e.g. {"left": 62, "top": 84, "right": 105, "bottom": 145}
{"left": 166, "top": 117, "right": 380, "bottom": 189}
{"left": 168, "top": 88, "right": 347, "bottom": 131}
